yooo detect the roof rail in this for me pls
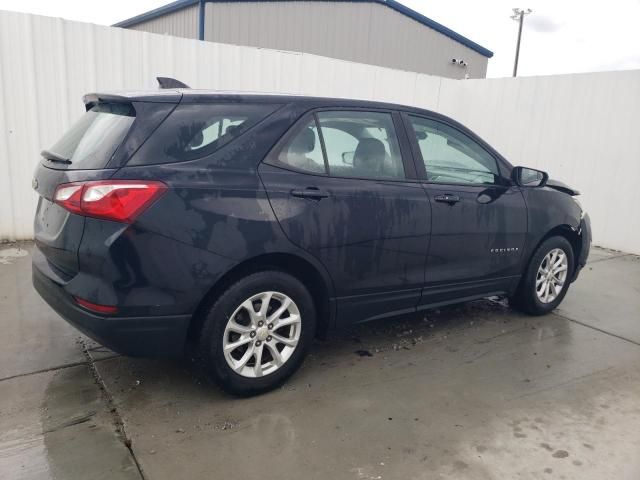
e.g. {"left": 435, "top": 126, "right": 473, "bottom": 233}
{"left": 157, "top": 77, "right": 190, "bottom": 89}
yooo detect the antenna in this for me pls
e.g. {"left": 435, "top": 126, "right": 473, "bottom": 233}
{"left": 156, "top": 77, "right": 190, "bottom": 89}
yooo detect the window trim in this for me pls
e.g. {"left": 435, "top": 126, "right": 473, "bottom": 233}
{"left": 313, "top": 112, "right": 331, "bottom": 175}
{"left": 264, "top": 107, "right": 417, "bottom": 183}
{"left": 401, "top": 112, "right": 511, "bottom": 187}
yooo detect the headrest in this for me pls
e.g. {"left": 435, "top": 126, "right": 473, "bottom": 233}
{"left": 354, "top": 138, "right": 386, "bottom": 165}
{"left": 290, "top": 127, "right": 316, "bottom": 153}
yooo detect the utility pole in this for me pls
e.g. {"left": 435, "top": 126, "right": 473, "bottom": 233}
{"left": 511, "top": 8, "right": 532, "bottom": 77}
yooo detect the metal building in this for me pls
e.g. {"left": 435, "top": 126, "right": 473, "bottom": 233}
{"left": 114, "top": 0, "right": 493, "bottom": 79}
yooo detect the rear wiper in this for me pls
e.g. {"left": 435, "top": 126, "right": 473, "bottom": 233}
{"left": 41, "top": 149, "right": 72, "bottom": 164}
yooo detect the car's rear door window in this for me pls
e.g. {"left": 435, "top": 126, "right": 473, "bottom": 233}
{"left": 318, "top": 111, "right": 405, "bottom": 180}
{"left": 273, "top": 110, "right": 406, "bottom": 180}
{"left": 276, "top": 118, "right": 326, "bottom": 174}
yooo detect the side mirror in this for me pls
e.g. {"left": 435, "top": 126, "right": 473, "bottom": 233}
{"left": 512, "top": 166, "right": 549, "bottom": 187}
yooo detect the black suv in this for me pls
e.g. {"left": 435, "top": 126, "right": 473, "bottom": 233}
{"left": 33, "top": 83, "right": 591, "bottom": 395}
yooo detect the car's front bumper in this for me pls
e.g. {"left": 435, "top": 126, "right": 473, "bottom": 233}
{"left": 33, "top": 262, "right": 190, "bottom": 357}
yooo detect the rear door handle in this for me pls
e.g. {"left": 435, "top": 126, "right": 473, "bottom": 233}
{"left": 434, "top": 194, "right": 461, "bottom": 204}
{"left": 290, "top": 188, "right": 330, "bottom": 200}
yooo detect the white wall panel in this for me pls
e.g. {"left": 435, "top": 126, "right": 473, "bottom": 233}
{"left": 438, "top": 72, "right": 640, "bottom": 255}
{"left": 0, "top": 11, "right": 638, "bottom": 254}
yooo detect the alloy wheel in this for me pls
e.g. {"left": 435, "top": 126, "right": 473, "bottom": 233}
{"left": 535, "top": 248, "right": 568, "bottom": 304}
{"left": 222, "top": 291, "right": 302, "bottom": 378}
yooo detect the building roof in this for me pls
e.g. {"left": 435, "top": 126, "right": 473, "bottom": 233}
{"left": 113, "top": 0, "right": 493, "bottom": 58}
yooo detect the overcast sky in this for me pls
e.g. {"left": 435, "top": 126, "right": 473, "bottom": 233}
{"left": 0, "top": 0, "right": 638, "bottom": 78}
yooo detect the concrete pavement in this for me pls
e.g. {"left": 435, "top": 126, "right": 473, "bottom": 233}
{"left": 1, "top": 242, "right": 639, "bottom": 479}
{"left": 0, "top": 243, "right": 139, "bottom": 480}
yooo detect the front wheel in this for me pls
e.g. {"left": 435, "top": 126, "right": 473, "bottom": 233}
{"left": 510, "top": 236, "right": 575, "bottom": 315}
{"left": 198, "top": 271, "right": 316, "bottom": 396}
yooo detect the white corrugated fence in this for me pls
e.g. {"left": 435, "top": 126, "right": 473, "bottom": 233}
{"left": 1, "top": 10, "right": 639, "bottom": 254}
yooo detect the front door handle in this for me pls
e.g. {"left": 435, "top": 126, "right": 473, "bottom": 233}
{"left": 290, "top": 188, "right": 330, "bottom": 200}
{"left": 434, "top": 194, "right": 461, "bottom": 205}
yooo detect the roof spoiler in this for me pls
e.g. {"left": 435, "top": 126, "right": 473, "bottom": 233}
{"left": 83, "top": 93, "right": 132, "bottom": 110}
{"left": 82, "top": 90, "right": 183, "bottom": 110}
{"left": 157, "top": 77, "right": 190, "bottom": 89}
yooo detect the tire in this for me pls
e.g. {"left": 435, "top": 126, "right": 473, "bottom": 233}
{"left": 198, "top": 270, "right": 316, "bottom": 396}
{"left": 510, "top": 236, "right": 575, "bottom": 315}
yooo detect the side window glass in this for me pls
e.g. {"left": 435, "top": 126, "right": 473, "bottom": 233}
{"left": 409, "top": 116, "right": 500, "bottom": 185}
{"left": 317, "top": 111, "right": 405, "bottom": 180}
{"left": 276, "top": 118, "right": 326, "bottom": 174}
{"left": 319, "top": 127, "right": 358, "bottom": 170}
{"left": 190, "top": 120, "right": 222, "bottom": 150}
{"left": 187, "top": 117, "right": 248, "bottom": 151}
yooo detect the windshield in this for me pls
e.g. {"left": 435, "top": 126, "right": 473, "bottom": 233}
{"left": 45, "top": 103, "right": 135, "bottom": 169}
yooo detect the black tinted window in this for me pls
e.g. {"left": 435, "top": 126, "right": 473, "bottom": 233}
{"left": 137, "top": 103, "right": 278, "bottom": 164}
{"left": 46, "top": 103, "right": 135, "bottom": 169}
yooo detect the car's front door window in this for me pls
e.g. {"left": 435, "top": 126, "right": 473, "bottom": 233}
{"left": 409, "top": 116, "right": 500, "bottom": 185}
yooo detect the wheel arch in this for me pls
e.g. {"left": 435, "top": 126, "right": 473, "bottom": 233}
{"left": 187, "top": 252, "right": 334, "bottom": 345}
{"left": 529, "top": 224, "right": 582, "bottom": 274}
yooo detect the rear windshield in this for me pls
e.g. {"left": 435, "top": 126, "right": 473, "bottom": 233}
{"left": 127, "top": 103, "right": 278, "bottom": 165}
{"left": 45, "top": 103, "right": 135, "bottom": 169}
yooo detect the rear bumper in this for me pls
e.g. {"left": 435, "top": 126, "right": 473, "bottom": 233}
{"left": 33, "top": 263, "right": 190, "bottom": 357}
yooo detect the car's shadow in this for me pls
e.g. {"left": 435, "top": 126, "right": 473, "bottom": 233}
{"left": 86, "top": 297, "right": 528, "bottom": 403}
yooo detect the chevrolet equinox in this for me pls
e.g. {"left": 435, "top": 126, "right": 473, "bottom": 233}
{"left": 33, "top": 81, "right": 591, "bottom": 395}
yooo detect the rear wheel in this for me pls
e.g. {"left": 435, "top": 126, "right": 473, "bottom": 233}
{"left": 511, "top": 236, "right": 574, "bottom": 315}
{"left": 198, "top": 271, "right": 316, "bottom": 396}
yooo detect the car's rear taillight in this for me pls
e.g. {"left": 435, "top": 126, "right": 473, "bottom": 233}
{"left": 54, "top": 180, "right": 167, "bottom": 223}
